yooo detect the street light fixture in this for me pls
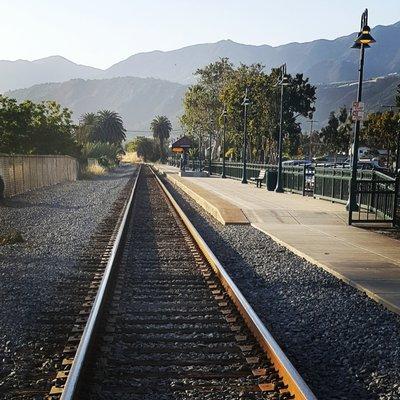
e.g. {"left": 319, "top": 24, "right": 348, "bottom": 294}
{"left": 275, "top": 63, "right": 290, "bottom": 193}
{"left": 241, "top": 88, "right": 251, "bottom": 184}
{"left": 347, "top": 9, "right": 376, "bottom": 221}
{"left": 221, "top": 106, "right": 227, "bottom": 178}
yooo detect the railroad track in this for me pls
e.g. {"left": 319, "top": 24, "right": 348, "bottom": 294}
{"left": 48, "top": 164, "right": 316, "bottom": 400}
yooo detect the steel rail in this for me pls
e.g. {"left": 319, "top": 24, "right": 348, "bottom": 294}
{"left": 60, "top": 164, "right": 142, "bottom": 400}
{"left": 151, "top": 166, "right": 317, "bottom": 400}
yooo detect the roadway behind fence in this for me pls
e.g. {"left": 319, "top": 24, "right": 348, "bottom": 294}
{"left": 0, "top": 155, "right": 79, "bottom": 198}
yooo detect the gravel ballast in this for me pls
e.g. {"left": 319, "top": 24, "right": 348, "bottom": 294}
{"left": 0, "top": 164, "right": 136, "bottom": 398}
{"left": 164, "top": 178, "right": 400, "bottom": 400}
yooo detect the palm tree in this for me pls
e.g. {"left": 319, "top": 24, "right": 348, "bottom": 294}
{"left": 94, "top": 110, "right": 126, "bottom": 144}
{"left": 76, "top": 112, "right": 98, "bottom": 143}
{"left": 150, "top": 115, "right": 172, "bottom": 161}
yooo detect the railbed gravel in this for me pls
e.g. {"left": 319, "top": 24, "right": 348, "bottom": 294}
{"left": 163, "top": 177, "right": 400, "bottom": 400}
{"left": 0, "top": 164, "right": 136, "bottom": 399}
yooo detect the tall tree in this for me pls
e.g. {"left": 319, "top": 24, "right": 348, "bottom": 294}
{"left": 0, "top": 96, "right": 79, "bottom": 157}
{"left": 319, "top": 107, "right": 352, "bottom": 157}
{"left": 361, "top": 111, "right": 400, "bottom": 168}
{"left": 76, "top": 112, "right": 98, "bottom": 143}
{"left": 92, "top": 110, "right": 126, "bottom": 144}
{"left": 181, "top": 58, "right": 234, "bottom": 158}
{"left": 151, "top": 115, "right": 172, "bottom": 161}
{"left": 132, "top": 137, "right": 157, "bottom": 162}
{"left": 181, "top": 59, "right": 315, "bottom": 161}
{"left": 320, "top": 111, "right": 339, "bottom": 156}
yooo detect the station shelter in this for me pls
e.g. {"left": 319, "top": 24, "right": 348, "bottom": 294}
{"left": 170, "top": 136, "right": 191, "bottom": 171}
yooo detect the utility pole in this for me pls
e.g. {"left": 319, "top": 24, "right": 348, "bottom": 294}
{"left": 306, "top": 119, "right": 318, "bottom": 161}
{"left": 241, "top": 88, "right": 250, "bottom": 184}
{"left": 221, "top": 106, "right": 227, "bottom": 178}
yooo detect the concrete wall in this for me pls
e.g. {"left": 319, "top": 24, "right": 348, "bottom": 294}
{"left": 0, "top": 155, "right": 79, "bottom": 198}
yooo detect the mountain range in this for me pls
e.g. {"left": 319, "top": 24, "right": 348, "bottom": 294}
{"left": 0, "top": 56, "right": 100, "bottom": 93}
{"left": 8, "top": 77, "right": 186, "bottom": 137}
{"left": 1, "top": 20, "right": 400, "bottom": 93}
{"left": 8, "top": 73, "right": 400, "bottom": 136}
{"left": 2, "top": 20, "right": 400, "bottom": 134}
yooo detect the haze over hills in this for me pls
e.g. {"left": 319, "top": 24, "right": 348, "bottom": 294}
{"left": 103, "top": 21, "right": 400, "bottom": 85}
{"left": 3, "top": 20, "right": 400, "bottom": 133}
{"left": 0, "top": 56, "right": 101, "bottom": 92}
{"left": 7, "top": 77, "right": 186, "bottom": 136}
{"left": 1, "top": 20, "right": 399, "bottom": 93}
{"left": 313, "top": 74, "right": 400, "bottom": 128}
{"left": 8, "top": 74, "right": 400, "bottom": 134}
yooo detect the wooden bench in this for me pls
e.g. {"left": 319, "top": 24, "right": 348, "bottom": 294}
{"left": 250, "top": 169, "right": 266, "bottom": 188}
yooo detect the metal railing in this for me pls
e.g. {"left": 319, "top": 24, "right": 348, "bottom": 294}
{"left": 282, "top": 166, "right": 302, "bottom": 194}
{"left": 166, "top": 158, "right": 399, "bottom": 225}
{"left": 209, "top": 162, "right": 276, "bottom": 181}
{"left": 314, "top": 166, "right": 398, "bottom": 223}
{"left": 352, "top": 172, "right": 398, "bottom": 223}
{"left": 314, "top": 167, "right": 353, "bottom": 203}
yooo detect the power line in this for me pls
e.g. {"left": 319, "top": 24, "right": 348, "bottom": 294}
{"left": 125, "top": 129, "right": 184, "bottom": 133}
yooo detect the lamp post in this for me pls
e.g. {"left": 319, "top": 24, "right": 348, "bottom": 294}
{"left": 347, "top": 9, "right": 376, "bottom": 223}
{"left": 241, "top": 88, "right": 250, "bottom": 184}
{"left": 221, "top": 106, "right": 227, "bottom": 178}
{"left": 208, "top": 118, "right": 213, "bottom": 176}
{"left": 396, "top": 119, "right": 400, "bottom": 175}
{"left": 198, "top": 133, "right": 202, "bottom": 171}
{"left": 275, "top": 63, "right": 290, "bottom": 193}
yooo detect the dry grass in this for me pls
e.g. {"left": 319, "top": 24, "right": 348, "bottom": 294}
{"left": 82, "top": 163, "right": 106, "bottom": 179}
{"left": 122, "top": 152, "right": 141, "bottom": 164}
{"left": 0, "top": 229, "right": 24, "bottom": 246}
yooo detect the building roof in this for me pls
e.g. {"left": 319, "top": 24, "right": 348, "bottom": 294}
{"left": 171, "top": 136, "right": 191, "bottom": 150}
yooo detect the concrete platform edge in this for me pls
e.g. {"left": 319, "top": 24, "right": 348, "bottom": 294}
{"left": 251, "top": 223, "right": 400, "bottom": 316}
{"left": 153, "top": 165, "right": 249, "bottom": 226}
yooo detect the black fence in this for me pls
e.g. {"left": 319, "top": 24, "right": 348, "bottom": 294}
{"left": 166, "top": 158, "right": 399, "bottom": 225}
{"left": 351, "top": 173, "right": 398, "bottom": 224}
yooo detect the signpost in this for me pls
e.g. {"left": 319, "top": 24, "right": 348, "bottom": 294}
{"left": 351, "top": 101, "right": 365, "bottom": 122}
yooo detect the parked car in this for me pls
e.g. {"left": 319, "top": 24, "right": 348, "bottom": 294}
{"left": 357, "top": 159, "right": 390, "bottom": 174}
{"left": 282, "top": 159, "right": 311, "bottom": 166}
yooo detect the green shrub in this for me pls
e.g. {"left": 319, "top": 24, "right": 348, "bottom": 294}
{"left": 82, "top": 142, "right": 123, "bottom": 167}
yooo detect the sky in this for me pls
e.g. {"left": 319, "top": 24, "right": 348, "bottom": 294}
{"left": 0, "top": 0, "right": 399, "bottom": 69}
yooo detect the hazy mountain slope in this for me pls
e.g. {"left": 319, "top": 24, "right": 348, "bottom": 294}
{"left": 314, "top": 74, "right": 400, "bottom": 127}
{"left": 1, "top": 21, "right": 399, "bottom": 92}
{"left": 0, "top": 56, "right": 101, "bottom": 92}
{"left": 7, "top": 74, "right": 399, "bottom": 137}
{"left": 105, "top": 22, "right": 400, "bottom": 84}
{"left": 7, "top": 77, "right": 186, "bottom": 133}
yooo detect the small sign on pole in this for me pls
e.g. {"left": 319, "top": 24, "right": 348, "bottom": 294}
{"left": 351, "top": 101, "right": 365, "bottom": 122}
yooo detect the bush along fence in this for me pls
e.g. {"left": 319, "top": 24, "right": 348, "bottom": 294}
{"left": 0, "top": 155, "right": 79, "bottom": 198}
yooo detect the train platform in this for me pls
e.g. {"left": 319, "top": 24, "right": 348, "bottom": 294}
{"left": 154, "top": 164, "right": 400, "bottom": 314}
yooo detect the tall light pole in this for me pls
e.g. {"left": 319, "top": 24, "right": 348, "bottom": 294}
{"left": 208, "top": 118, "right": 213, "bottom": 176}
{"left": 396, "top": 117, "right": 400, "bottom": 175}
{"left": 275, "top": 63, "right": 290, "bottom": 193}
{"left": 221, "top": 106, "right": 227, "bottom": 178}
{"left": 241, "top": 88, "right": 250, "bottom": 184}
{"left": 347, "top": 9, "right": 376, "bottom": 222}
{"left": 198, "top": 132, "right": 202, "bottom": 171}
